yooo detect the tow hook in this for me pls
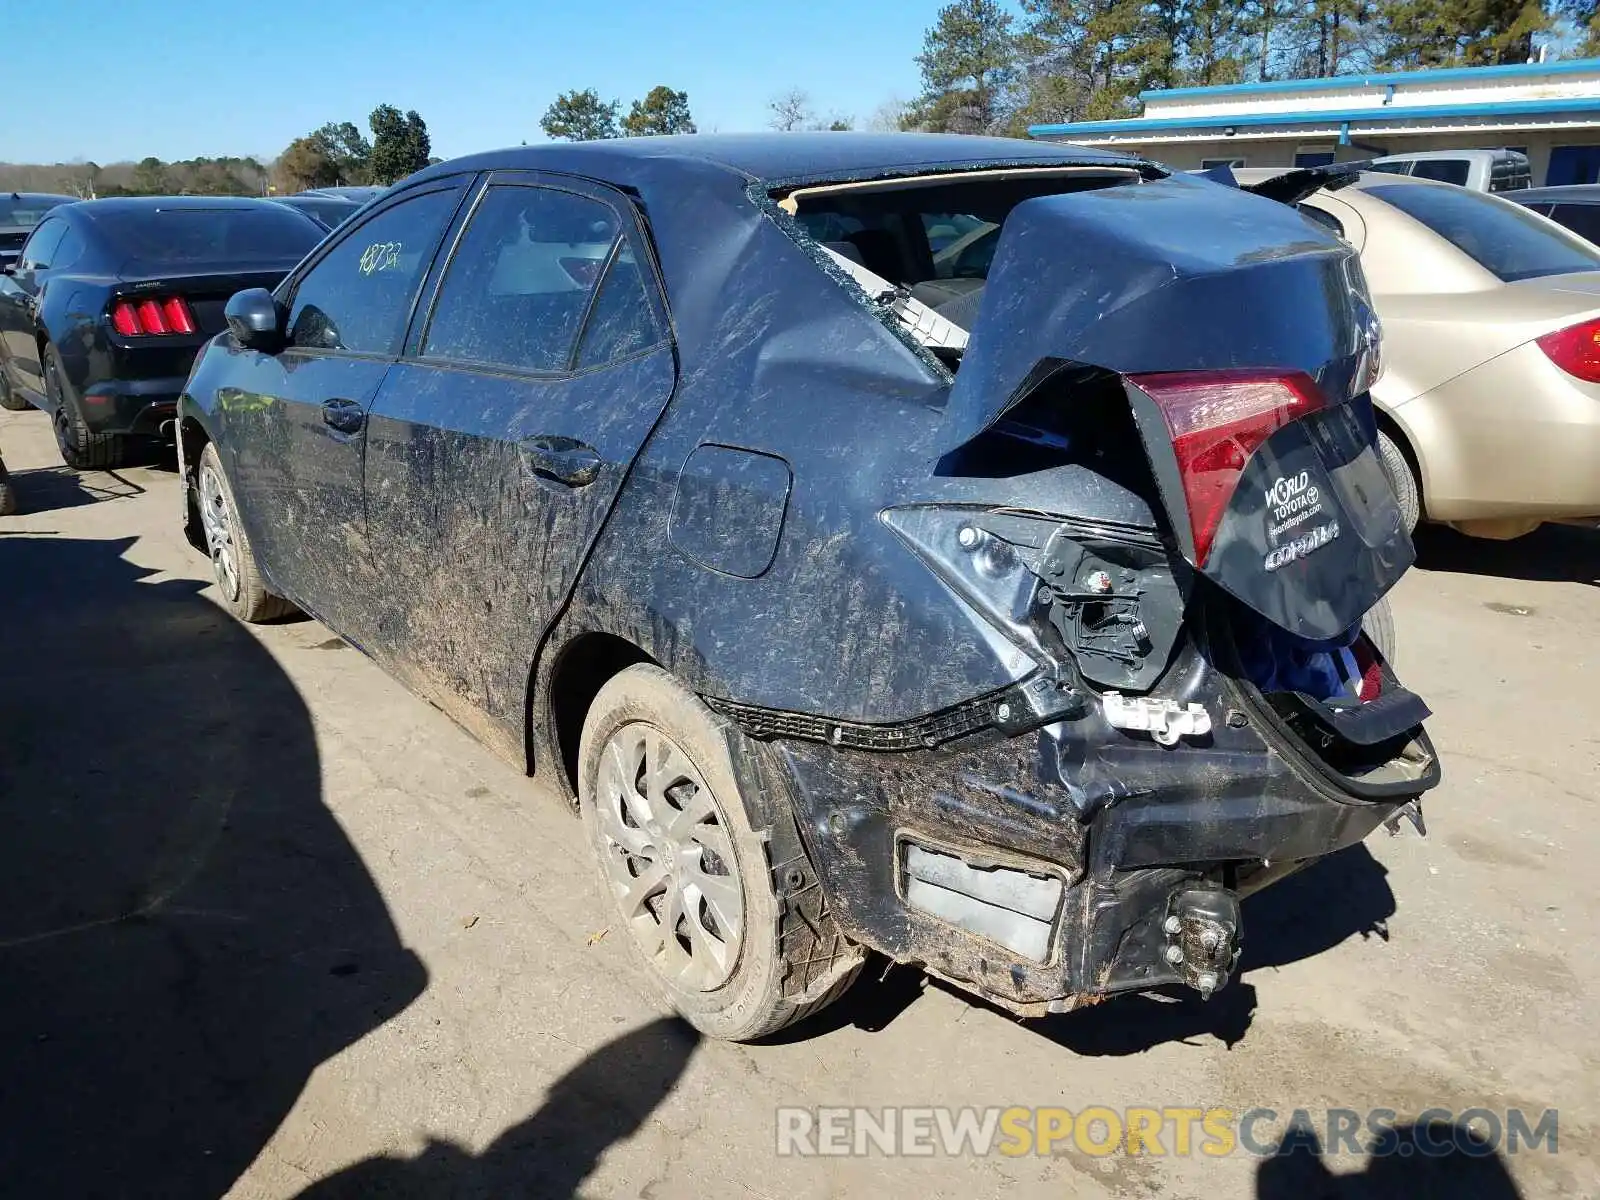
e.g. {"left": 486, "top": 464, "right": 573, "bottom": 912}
{"left": 1162, "top": 885, "right": 1242, "bottom": 999}
{"left": 1383, "top": 799, "right": 1427, "bottom": 837}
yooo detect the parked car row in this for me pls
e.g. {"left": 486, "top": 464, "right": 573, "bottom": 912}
{"left": 0, "top": 196, "right": 327, "bottom": 467}
{"left": 0, "top": 182, "right": 380, "bottom": 470}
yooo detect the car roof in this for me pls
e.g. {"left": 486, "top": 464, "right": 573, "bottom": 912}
{"left": 59, "top": 194, "right": 294, "bottom": 225}
{"left": 5, "top": 191, "right": 76, "bottom": 204}
{"left": 411, "top": 132, "right": 1144, "bottom": 187}
{"left": 1371, "top": 148, "right": 1520, "bottom": 163}
{"left": 1512, "top": 185, "right": 1600, "bottom": 205}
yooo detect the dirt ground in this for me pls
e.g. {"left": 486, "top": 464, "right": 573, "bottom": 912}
{"left": 2, "top": 405, "right": 1596, "bottom": 1199}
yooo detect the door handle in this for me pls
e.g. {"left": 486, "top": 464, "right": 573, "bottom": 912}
{"left": 519, "top": 435, "right": 602, "bottom": 487}
{"left": 321, "top": 398, "right": 365, "bottom": 435}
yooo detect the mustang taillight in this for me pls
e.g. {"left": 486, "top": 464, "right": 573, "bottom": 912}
{"left": 1536, "top": 316, "right": 1600, "bottom": 383}
{"left": 1127, "top": 369, "right": 1327, "bottom": 566}
{"left": 110, "top": 296, "right": 198, "bottom": 337}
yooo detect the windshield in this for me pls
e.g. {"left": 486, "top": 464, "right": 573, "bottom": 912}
{"left": 93, "top": 205, "right": 324, "bottom": 268}
{"left": 0, "top": 197, "right": 68, "bottom": 228}
{"left": 1369, "top": 182, "right": 1600, "bottom": 282}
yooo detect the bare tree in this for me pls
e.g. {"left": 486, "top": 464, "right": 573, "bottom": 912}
{"left": 866, "top": 95, "right": 912, "bottom": 131}
{"left": 768, "top": 88, "right": 814, "bottom": 132}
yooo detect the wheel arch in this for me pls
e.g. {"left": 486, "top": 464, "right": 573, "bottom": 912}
{"left": 537, "top": 629, "right": 657, "bottom": 804}
{"left": 178, "top": 409, "right": 215, "bottom": 552}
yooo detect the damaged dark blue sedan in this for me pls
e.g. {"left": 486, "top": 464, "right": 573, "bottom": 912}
{"left": 176, "top": 134, "right": 1439, "bottom": 1040}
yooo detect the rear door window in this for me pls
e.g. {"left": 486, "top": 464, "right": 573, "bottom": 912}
{"left": 286, "top": 186, "right": 463, "bottom": 355}
{"left": 574, "top": 235, "right": 663, "bottom": 368}
{"left": 1367, "top": 182, "right": 1600, "bottom": 281}
{"left": 422, "top": 184, "right": 619, "bottom": 374}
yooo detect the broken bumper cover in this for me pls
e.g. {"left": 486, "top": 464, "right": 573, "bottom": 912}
{"left": 758, "top": 685, "right": 1435, "bottom": 1016}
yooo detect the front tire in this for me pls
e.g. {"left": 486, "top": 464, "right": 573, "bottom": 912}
{"left": 46, "top": 346, "right": 126, "bottom": 471}
{"left": 579, "top": 664, "right": 863, "bottom": 1041}
{"left": 196, "top": 442, "right": 296, "bottom": 623}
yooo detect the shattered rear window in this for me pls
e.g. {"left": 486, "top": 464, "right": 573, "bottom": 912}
{"left": 783, "top": 168, "right": 1140, "bottom": 354}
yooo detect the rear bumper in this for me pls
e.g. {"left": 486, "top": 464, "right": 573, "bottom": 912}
{"left": 755, "top": 663, "right": 1435, "bottom": 1016}
{"left": 78, "top": 376, "right": 185, "bottom": 438}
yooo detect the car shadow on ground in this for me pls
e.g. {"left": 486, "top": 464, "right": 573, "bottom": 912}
{"left": 5, "top": 464, "right": 149, "bottom": 512}
{"left": 1413, "top": 522, "right": 1600, "bottom": 586}
{"left": 802, "top": 844, "right": 1395, "bottom": 1056}
{"left": 1254, "top": 1119, "right": 1524, "bottom": 1199}
{"left": 0, "top": 534, "right": 427, "bottom": 1198}
{"left": 290, "top": 1017, "right": 701, "bottom": 1198}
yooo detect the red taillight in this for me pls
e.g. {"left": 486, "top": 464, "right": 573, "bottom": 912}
{"left": 1127, "top": 369, "right": 1327, "bottom": 566}
{"left": 163, "top": 296, "right": 196, "bottom": 334}
{"left": 1537, "top": 317, "right": 1600, "bottom": 383}
{"left": 110, "top": 301, "right": 140, "bottom": 336}
{"left": 109, "top": 296, "right": 198, "bottom": 337}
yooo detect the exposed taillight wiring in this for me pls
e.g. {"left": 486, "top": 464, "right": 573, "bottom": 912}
{"left": 1126, "top": 369, "right": 1327, "bottom": 566}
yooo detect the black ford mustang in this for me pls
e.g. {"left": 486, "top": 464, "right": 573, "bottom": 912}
{"left": 0, "top": 196, "right": 324, "bottom": 468}
{"left": 177, "top": 134, "right": 1439, "bottom": 1040}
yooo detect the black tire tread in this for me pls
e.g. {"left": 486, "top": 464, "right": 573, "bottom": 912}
{"left": 46, "top": 346, "right": 127, "bottom": 471}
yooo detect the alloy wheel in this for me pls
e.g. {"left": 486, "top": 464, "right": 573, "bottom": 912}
{"left": 594, "top": 721, "right": 745, "bottom": 991}
{"left": 198, "top": 461, "right": 241, "bottom": 601}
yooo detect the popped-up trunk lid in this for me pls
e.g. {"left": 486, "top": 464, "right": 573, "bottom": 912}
{"left": 943, "top": 171, "right": 1410, "bottom": 642}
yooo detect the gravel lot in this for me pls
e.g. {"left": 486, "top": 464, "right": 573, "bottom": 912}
{"left": 2, "top": 404, "right": 1596, "bottom": 1199}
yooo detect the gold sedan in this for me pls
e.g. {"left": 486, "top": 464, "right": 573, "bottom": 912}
{"left": 1263, "top": 171, "right": 1600, "bottom": 539}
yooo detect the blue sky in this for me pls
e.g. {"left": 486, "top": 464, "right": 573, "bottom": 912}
{"left": 4, "top": 0, "right": 946, "bottom": 165}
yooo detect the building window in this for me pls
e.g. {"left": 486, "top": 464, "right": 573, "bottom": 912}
{"left": 1201, "top": 157, "right": 1247, "bottom": 169}
{"left": 1295, "top": 148, "right": 1337, "bottom": 168}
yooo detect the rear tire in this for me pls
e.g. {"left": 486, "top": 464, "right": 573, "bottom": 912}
{"left": 196, "top": 442, "right": 296, "bottom": 623}
{"left": 579, "top": 664, "right": 863, "bottom": 1041}
{"left": 1362, "top": 595, "right": 1397, "bottom": 666}
{"left": 0, "top": 364, "right": 31, "bottom": 411}
{"left": 1377, "top": 430, "right": 1420, "bottom": 534}
{"left": 46, "top": 346, "right": 127, "bottom": 471}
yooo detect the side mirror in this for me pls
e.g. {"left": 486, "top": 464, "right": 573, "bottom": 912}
{"left": 225, "top": 288, "right": 285, "bottom": 352}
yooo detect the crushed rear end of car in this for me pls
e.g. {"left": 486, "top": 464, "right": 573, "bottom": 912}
{"left": 751, "top": 169, "right": 1438, "bottom": 1016}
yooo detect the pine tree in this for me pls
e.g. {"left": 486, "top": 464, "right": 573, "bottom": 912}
{"left": 905, "top": 0, "right": 1018, "bottom": 132}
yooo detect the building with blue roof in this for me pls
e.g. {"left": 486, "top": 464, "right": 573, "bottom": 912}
{"left": 1029, "top": 57, "right": 1600, "bottom": 186}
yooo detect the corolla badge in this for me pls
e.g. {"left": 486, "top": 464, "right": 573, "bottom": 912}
{"left": 1265, "top": 520, "right": 1341, "bottom": 572}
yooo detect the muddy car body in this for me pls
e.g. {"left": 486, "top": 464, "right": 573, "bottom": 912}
{"left": 177, "top": 134, "right": 1438, "bottom": 1039}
